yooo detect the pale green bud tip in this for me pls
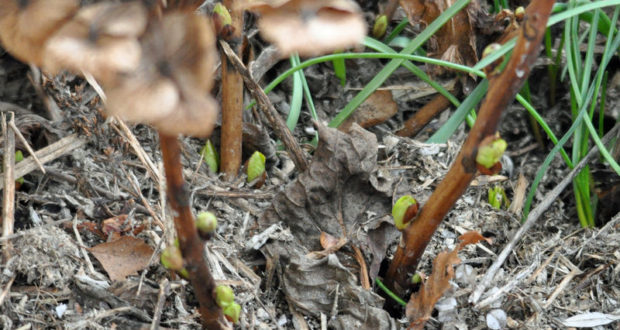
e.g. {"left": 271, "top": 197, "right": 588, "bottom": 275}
{"left": 392, "top": 195, "right": 417, "bottom": 230}
{"left": 196, "top": 211, "right": 217, "bottom": 234}
{"left": 515, "top": 6, "right": 525, "bottom": 19}
{"left": 372, "top": 15, "right": 388, "bottom": 38}
{"left": 247, "top": 151, "right": 266, "bottom": 183}
{"left": 201, "top": 139, "right": 219, "bottom": 173}
{"left": 15, "top": 150, "right": 24, "bottom": 162}
{"left": 411, "top": 273, "right": 422, "bottom": 284}
{"left": 482, "top": 43, "right": 501, "bottom": 58}
{"left": 161, "top": 245, "right": 183, "bottom": 271}
{"left": 476, "top": 138, "right": 507, "bottom": 169}
{"left": 223, "top": 302, "right": 241, "bottom": 323}
{"left": 215, "top": 285, "right": 235, "bottom": 309}
{"left": 213, "top": 3, "right": 232, "bottom": 26}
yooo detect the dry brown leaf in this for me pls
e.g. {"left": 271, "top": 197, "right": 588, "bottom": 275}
{"left": 319, "top": 231, "right": 340, "bottom": 250}
{"left": 238, "top": 0, "right": 366, "bottom": 56}
{"left": 43, "top": 2, "right": 148, "bottom": 84}
{"left": 0, "top": 0, "right": 79, "bottom": 65}
{"left": 399, "top": 0, "right": 484, "bottom": 77}
{"left": 89, "top": 236, "right": 154, "bottom": 282}
{"left": 406, "top": 231, "right": 490, "bottom": 329}
{"left": 339, "top": 90, "right": 398, "bottom": 132}
{"left": 104, "top": 12, "right": 218, "bottom": 137}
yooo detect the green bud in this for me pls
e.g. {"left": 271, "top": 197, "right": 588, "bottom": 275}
{"left": 476, "top": 137, "right": 507, "bottom": 169}
{"left": 214, "top": 3, "right": 232, "bottom": 27}
{"left": 179, "top": 268, "right": 189, "bottom": 279}
{"left": 161, "top": 245, "right": 183, "bottom": 271}
{"left": 488, "top": 186, "right": 509, "bottom": 209}
{"left": 392, "top": 195, "right": 418, "bottom": 230}
{"left": 201, "top": 139, "right": 219, "bottom": 173}
{"left": 515, "top": 6, "right": 525, "bottom": 20}
{"left": 247, "top": 151, "right": 266, "bottom": 184}
{"left": 482, "top": 43, "right": 501, "bottom": 59}
{"left": 223, "top": 302, "right": 241, "bottom": 323}
{"left": 411, "top": 273, "right": 423, "bottom": 284}
{"left": 215, "top": 285, "right": 235, "bottom": 308}
{"left": 15, "top": 150, "right": 23, "bottom": 162}
{"left": 372, "top": 15, "right": 388, "bottom": 38}
{"left": 196, "top": 211, "right": 217, "bottom": 235}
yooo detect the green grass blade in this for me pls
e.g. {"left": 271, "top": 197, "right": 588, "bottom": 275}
{"left": 384, "top": 18, "right": 410, "bottom": 44}
{"left": 332, "top": 51, "right": 347, "bottom": 86}
{"left": 286, "top": 55, "right": 304, "bottom": 131}
{"left": 328, "top": 0, "right": 472, "bottom": 128}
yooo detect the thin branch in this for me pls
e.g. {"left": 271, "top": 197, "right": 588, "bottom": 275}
{"left": 159, "top": 133, "right": 228, "bottom": 329}
{"left": 384, "top": 0, "right": 556, "bottom": 295}
{"left": 220, "top": 40, "right": 308, "bottom": 172}
{"left": 2, "top": 112, "right": 16, "bottom": 260}
{"left": 220, "top": 0, "right": 245, "bottom": 180}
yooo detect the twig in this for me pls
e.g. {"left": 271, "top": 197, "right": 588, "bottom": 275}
{"left": 469, "top": 123, "right": 620, "bottom": 304}
{"left": 384, "top": 0, "right": 556, "bottom": 295}
{"left": 159, "top": 133, "right": 228, "bottom": 329}
{"left": 2, "top": 112, "right": 16, "bottom": 260}
{"left": 9, "top": 120, "right": 45, "bottom": 173}
{"left": 220, "top": 40, "right": 309, "bottom": 172}
{"left": 111, "top": 117, "right": 162, "bottom": 187}
{"left": 0, "top": 134, "right": 86, "bottom": 190}
{"left": 219, "top": 0, "right": 245, "bottom": 180}
{"left": 396, "top": 94, "right": 452, "bottom": 137}
{"left": 150, "top": 278, "right": 171, "bottom": 330}
{"left": 0, "top": 275, "right": 15, "bottom": 307}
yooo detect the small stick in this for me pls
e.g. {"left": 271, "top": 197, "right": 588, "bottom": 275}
{"left": 2, "top": 112, "right": 16, "bottom": 260}
{"left": 396, "top": 94, "right": 452, "bottom": 137}
{"left": 112, "top": 117, "right": 162, "bottom": 187}
{"left": 150, "top": 278, "right": 171, "bottom": 330}
{"left": 469, "top": 123, "right": 620, "bottom": 304}
{"left": 9, "top": 119, "right": 45, "bottom": 173}
{"left": 0, "top": 134, "right": 86, "bottom": 190}
{"left": 159, "top": 133, "right": 227, "bottom": 329}
{"left": 220, "top": 40, "right": 309, "bottom": 172}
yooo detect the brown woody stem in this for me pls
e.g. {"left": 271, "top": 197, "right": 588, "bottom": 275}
{"left": 220, "top": 0, "right": 245, "bottom": 180}
{"left": 396, "top": 94, "right": 452, "bottom": 137}
{"left": 220, "top": 40, "right": 309, "bottom": 172}
{"left": 159, "top": 133, "right": 227, "bottom": 329}
{"left": 384, "top": 0, "right": 556, "bottom": 296}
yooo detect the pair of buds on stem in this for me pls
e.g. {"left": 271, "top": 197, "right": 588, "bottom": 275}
{"left": 392, "top": 133, "right": 507, "bottom": 230}
{"left": 159, "top": 212, "right": 240, "bottom": 323}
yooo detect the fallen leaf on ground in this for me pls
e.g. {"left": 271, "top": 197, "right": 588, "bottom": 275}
{"left": 406, "top": 231, "right": 490, "bottom": 329}
{"left": 89, "top": 236, "right": 154, "bottom": 281}
{"left": 339, "top": 90, "right": 398, "bottom": 132}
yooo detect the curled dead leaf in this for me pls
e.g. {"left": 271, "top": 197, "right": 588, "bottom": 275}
{"left": 104, "top": 12, "right": 218, "bottom": 137}
{"left": 338, "top": 90, "right": 398, "bottom": 132}
{"left": 399, "top": 0, "right": 483, "bottom": 77}
{"left": 0, "top": 0, "right": 79, "bottom": 65}
{"left": 43, "top": 2, "right": 148, "bottom": 84}
{"left": 238, "top": 0, "right": 366, "bottom": 56}
{"left": 406, "top": 231, "right": 490, "bottom": 329}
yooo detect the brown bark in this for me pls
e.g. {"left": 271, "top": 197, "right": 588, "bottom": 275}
{"left": 396, "top": 94, "right": 452, "bottom": 137}
{"left": 220, "top": 0, "right": 245, "bottom": 180}
{"left": 159, "top": 133, "right": 227, "bottom": 329}
{"left": 384, "top": 0, "right": 556, "bottom": 296}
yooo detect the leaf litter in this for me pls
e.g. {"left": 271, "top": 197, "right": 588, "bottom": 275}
{"left": 0, "top": 1, "right": 619, "bottom": 328}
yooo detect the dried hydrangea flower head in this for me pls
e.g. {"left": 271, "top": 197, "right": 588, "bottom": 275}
{"left": 104, "top": 12, "right": 218, "bottom": 137}
{"left": 237, "top": 0, "right": 366, "bottom": 57}
{"left": 0, "top": 0, "right": 79, "bottom": 65}
{"left": 43, "top": 1, "right": 148, "bottom": 84}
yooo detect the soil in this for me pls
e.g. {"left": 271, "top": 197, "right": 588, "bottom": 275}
{"left": 1, "top": 3, "right": 619, "bottom": 330}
